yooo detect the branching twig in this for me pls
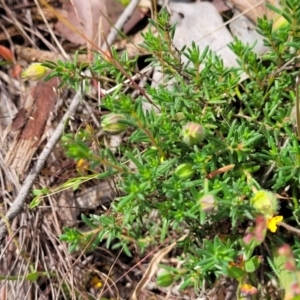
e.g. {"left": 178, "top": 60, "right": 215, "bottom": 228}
{"left": 102, "top": 0, "right": 141, "bottom": 51}
{"left": 0, "top": 91, "right": 82, "bottom": 241}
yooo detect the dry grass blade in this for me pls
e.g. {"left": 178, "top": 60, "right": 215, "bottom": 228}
{"left": 130, "top": 234, "right": 187, "bottom": 300}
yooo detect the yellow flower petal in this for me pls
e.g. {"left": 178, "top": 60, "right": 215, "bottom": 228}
{"left": 76, "top": 158, "right": 89, "bottom": 173}
{"left": 267, "top": 216, "right": 283, "bottom": 233}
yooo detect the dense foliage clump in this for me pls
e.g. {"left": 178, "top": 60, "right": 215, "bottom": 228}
{"left": 40, "top": 0, "right": 300, "bottom": 298}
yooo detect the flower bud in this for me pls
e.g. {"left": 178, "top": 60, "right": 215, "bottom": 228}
{"left": 101, "top": 113, "right": 128, "bottom": 135}
{"left": 278, "top": 244, "right": 293, "bottom": 257}
{"left": 250, "top": 190, "right": 279, "bottom": 218}
{"left": 174, "top": 112, "right": 185, "bottom": 121}
{"left": 156, "top": 271, "right": 174, "bottom": 287}
{"left": 21, "top": 63, "right": 49, "bottom": 80}
{"left": 199, "top": 194, "right": 216, "bottom": 212}
{"left": 181, "top": 122, "right": 205, "bottom": 146}
{"left": 175, "top": 163, "right": 194, "bottom": 180}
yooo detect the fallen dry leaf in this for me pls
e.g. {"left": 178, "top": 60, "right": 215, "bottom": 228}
{"left": 55, "top": 0, "right": 111, "bottom": 45}
{"left": 10, "top": 64, "right": 22, "bottom": 79}
{"left": 0, "top": 45, "right": 13, "bottom": 62}
{"left": 55, "top": 0, "right": 147, "bottom": 47}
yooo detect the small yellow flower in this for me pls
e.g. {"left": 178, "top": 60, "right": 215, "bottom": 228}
{"left": 90, "top": 275, "right": 103, "bottom": 289}
{"left": 267, "top": 215, "right": 283, "bottom": 233}
{"left": 76, "top": 158, "right": 89, "bottom": 173}
{"left": 21, "top": 63, "right": 49, "bottom": 80}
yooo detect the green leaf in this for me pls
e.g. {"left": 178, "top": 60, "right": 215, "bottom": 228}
{"left": 227, "top": 266, "right": 245, "bottom": 279}
{"left": 81, "top": 214, "right": 97, "bottom": 229}
{"left": 272, "top": 249, "right": 296, "bottom": 293}
{"left": 29, "top": 196, "right": 42, "bottom": 209}
{"left": 25, "top": 272, "right": 39, "bottom": 281}
{"left": 265, "top": 3, "right": 292, "bottom": 24}
{"left": 245, "top": 256, "right": 261, "bottom": 273}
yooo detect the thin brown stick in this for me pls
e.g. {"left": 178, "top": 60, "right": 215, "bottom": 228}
{"left": 279, "top": 221, "right": 300, "bottom": 236}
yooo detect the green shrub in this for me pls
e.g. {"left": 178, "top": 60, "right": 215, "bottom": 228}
{"left": 42, "top": 0, "right": 300, "bottom": 298}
